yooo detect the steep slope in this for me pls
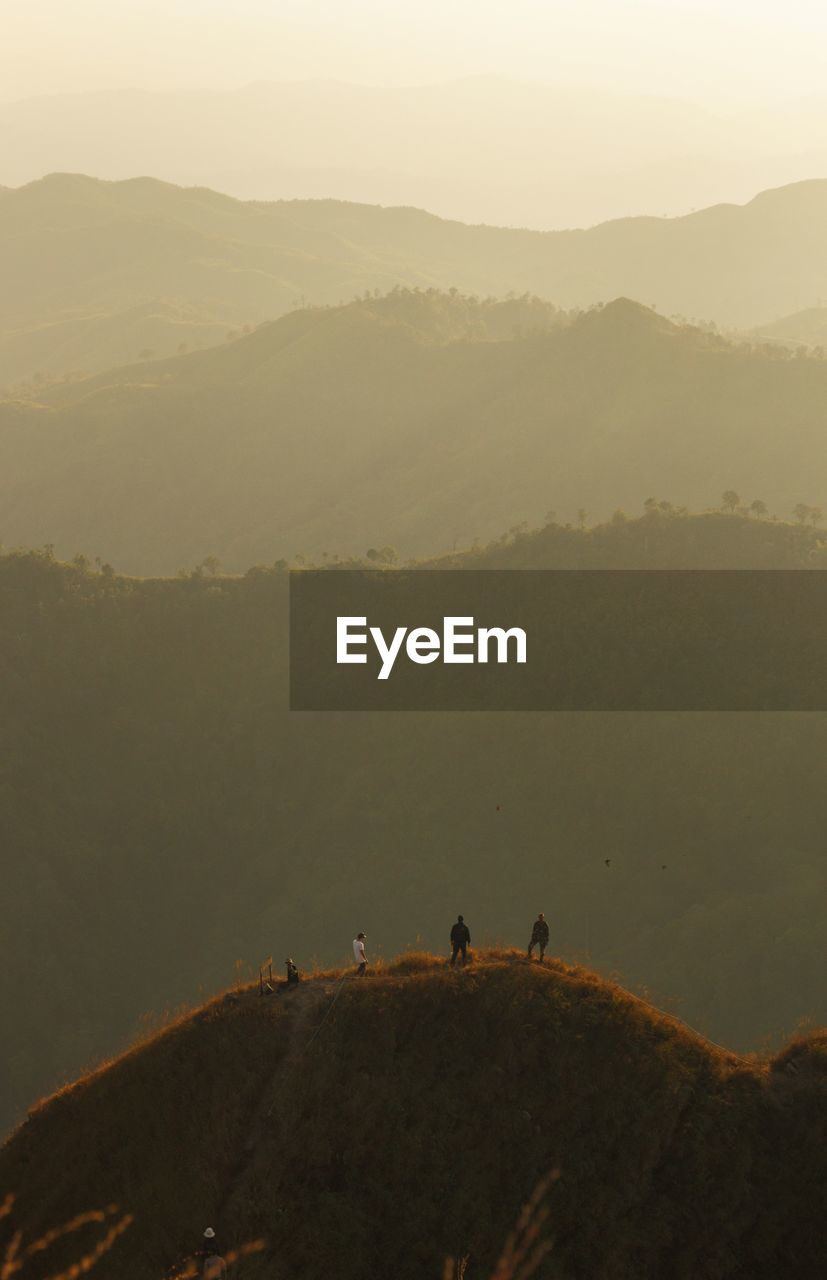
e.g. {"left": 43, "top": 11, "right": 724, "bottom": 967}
{"left": 3, "top": 293, "right": 827, "bottom": 574}
{"left": 3, "top": 174, "right": 827, "bottom": 387}
{"left": 1, "top": 529, "right": 826, "bottom": 1140}
{"left": 1, "top": 957, "right": 824, "bottom": 1280}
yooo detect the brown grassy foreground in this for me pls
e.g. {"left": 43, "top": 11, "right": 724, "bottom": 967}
{"left": 1, "top": 951, "right": 825, "bottom": 1279}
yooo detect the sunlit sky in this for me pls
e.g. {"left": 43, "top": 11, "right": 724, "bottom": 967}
{"left": 4, "top": 0, "right": 827, "bottom": 104}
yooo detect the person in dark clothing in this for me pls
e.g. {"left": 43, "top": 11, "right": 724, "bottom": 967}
{"left": 200, "top": 1229, "right": 227, "bottom": 1280}
{"left": 202, "top": 1246, "right": 227, "bottom": 1280}
{"left": 450, "top": 915, "right": 471, "bottom": 966}
{"left": 285, "top": 958, "right": 300, "bottom": 986}
{"left": 528, "top": 912, "right": 549, "bottom": 961}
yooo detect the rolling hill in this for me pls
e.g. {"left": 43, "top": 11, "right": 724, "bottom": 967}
{"left": 1, "top": 956, "right": 824, "bottom": 1279}
{"left": 3, "top": 173, "right": 827, "bottom": 387}
{"left": 3, "top": 291, "right": 827, "bottom": 574}
{"left": 1, "top": 516, "right": 826, "bottom": 1140}
{"left": 751, "top": 306, "right": 827, "bottom": 350}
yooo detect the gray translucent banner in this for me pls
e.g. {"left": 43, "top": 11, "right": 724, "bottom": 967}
{"left": 289, "top": 569, "right": 827, "bottom": 711}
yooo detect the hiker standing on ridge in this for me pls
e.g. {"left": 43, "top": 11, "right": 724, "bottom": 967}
{"left": 285, "top": 958, "right": 300, "bottom": 986}
{"left": 200, "top": 1229, "right": 227, "bottom": 1280}
{"left": 528, "top": 912, "right": 549, "bottom": 962}
{"left": 450, "top": 915, "right": 471, "bottom": 967}
{"left": 353, "top": 931, "right": 368, "bottom": 977}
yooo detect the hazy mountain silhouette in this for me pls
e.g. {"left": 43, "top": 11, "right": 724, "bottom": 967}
{"left": 3, "top": 77, "right": 827, "bottom": 231}
{"left": 3, "top": 173, "right": 827, "bottom": 390}
{"left": 751, "top": 306, "right": 827, "bottom": 349}
{"left": 3, "top": 290, "right": 827, "bottom": 573}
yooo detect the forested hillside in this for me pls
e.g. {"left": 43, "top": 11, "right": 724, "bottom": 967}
{"left": 1, "top": 511, "right": 826, "bottom": 1137}
{"left": 3, "top": 291, "right": 827, "bottom": 574}
{"left": 3, "top": 173, "right": 827, "bottom": 386}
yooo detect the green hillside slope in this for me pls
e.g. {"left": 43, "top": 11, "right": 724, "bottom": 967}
{"left": 1, "top": 518, "right": 826, "bottom": 1139}
{"left": 2, "top": 173, "right": 827, "bottom": 386}
{"left": 1, "top": 957, "right": 825, "bottom": 1280}
{"left": 3, "top": 292, "right": 827, "bottom": 574}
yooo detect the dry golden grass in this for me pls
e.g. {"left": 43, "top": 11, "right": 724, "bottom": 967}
{"left": 443, "top": 1171, "right": 560, "bottom": 1280}
{"left": 4, "top": 1178, "right": 554, "bottom": 1280}
{"left": 1, "top": 1197, "right": 132, "bottom": 1280}
{"left": 165, "top": 1238, "right": 268, "bottom": 1279}
{"left": 4, "top": 1178, "right": 555, "bottom": 1280}
{"left": 1, "top": 1195, "right": 267, "bottom": 1280}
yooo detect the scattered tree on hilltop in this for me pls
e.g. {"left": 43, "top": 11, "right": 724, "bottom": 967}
{"left": 793, "top": 502, "right": 823, "bottom": 526}
{"left": 366, "top": 545, "right": 398, "bottom": 565}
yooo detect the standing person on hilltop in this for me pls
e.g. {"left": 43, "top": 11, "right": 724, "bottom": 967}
{"left": 353, "top": 931, "right": 368, "bottom": 977}
{"left": 450, "top": 915, "right": 471, "bottom": 967}
{"left": 528, "top": 912, "right": 550, "bottom": 962}
{"left": 200, "top": 1229, "right": 227, "bottom": 1279}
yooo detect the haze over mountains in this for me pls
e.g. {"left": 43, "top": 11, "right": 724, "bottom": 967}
{"left": 4, "top": 78, "right": 827, "bottom": 231}
{"left": 4, "top": 288, "right": 827, "bottom": 574}
{"left": 4, "top": 4, "right": 827, "bottom": 1269}
{"left": 3, "top": 171, "right": 827, "bottom": 393}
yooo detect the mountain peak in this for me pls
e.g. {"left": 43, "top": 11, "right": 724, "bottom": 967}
{"left": 581, "top": 296, "right": 678, "bottom": 338}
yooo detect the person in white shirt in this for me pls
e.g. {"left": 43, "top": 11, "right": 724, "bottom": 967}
{"left": 353, "top": 932, "right": 367, "bottom": 977}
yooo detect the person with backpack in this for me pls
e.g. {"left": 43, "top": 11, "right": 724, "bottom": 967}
{"left": 285, "top": 957, "right": 300, "bottom": 986}
{"left": 201, "top": 1229, "right": 227, "bottom": 1280}
{"left": 450, "top": 915, "right": 471, "bottom": 966}
{"left": 353, "top": 932, "right": 368, "bottom": 977}
{"left": 528, "top": 912, "right": 550, "bottom": 962}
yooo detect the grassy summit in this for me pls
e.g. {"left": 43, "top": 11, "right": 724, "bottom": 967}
{"left": 1, "top": 952, "right": 824, "bottom": 1279}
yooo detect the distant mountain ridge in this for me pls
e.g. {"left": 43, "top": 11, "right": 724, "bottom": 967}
{"left": 751, "top": 306, "right": 827, "bottom": 349}
{"left": 3, "top": 173, "right": 827, "bottom": 387}
{"left": 3, "top": 289, "right": 827, "bottom": 574}
{"left": 4, "top": 76, "right": 827, "bottom": 229}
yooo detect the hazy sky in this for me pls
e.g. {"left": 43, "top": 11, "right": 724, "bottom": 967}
{"left": 4, "top": 0, "right": 827, "bottom": 105}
